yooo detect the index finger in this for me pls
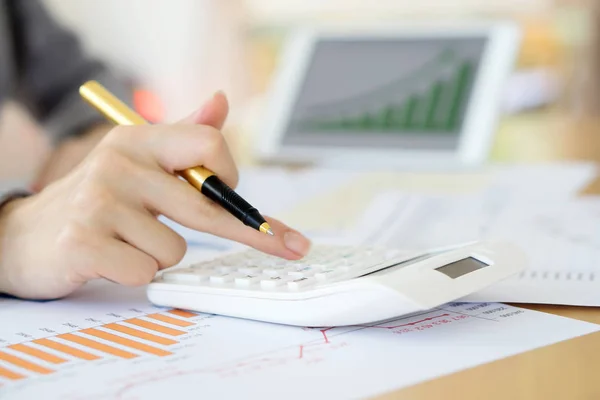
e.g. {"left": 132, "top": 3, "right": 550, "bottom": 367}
{"left": 103, "top": 123, "right": 239, "bottom": 189}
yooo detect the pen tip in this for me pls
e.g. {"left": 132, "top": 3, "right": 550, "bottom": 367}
{"left": 260, "top": 222, "right": 274, "bottom": 236}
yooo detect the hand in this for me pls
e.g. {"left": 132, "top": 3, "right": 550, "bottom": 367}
{"left": 33, "top": 123, "right": 112, "bottom": 191}
{"left": 0, "top": 92, "right": 311, "bottom": 300}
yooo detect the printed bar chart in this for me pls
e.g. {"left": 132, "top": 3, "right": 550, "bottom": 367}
{"left": 81, "top": 328, "right": 172, "bottom": 356}
{"left": 0, "top": 351, "right": 54, "bottom": 375}
{"left": 33, "top": 338, "right": 100, "bottom": 361}
{"left": 103, "top": 323, "right": 178, "bottom": 345}
{"left": 168, "top": 309, "right": 197, "bottom": 318}
{"left": 0, "top": 365, "right": 26, "bottom": 381}
{"left": 126, "top": 318, "right": 187, "bottom": 336}
{"left": 58, "top": 333, "right": 139, "bottom": 359}
{"left": 147, "top": 313, "right": 194, "bottom": 327}
{"left": 9, "top": 343, "right": 68, "bottom": 364}
{"left": 0, "top": 309, "right": 198, "bottom": 383}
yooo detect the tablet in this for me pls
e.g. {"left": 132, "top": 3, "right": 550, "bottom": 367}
{"left": 256, "top": 22, "right": 520, "bottom": 169}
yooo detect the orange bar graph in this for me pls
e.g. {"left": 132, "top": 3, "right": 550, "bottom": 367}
{"left": 9, "top": 343, "right": 67, "bottom": 364}
{"left": 168, "top": 309, "right": 197, "bottom": 318}
{"left": 147, "top": 313, "right": 194, "bottom": 327}
{"left": 0, "top": 351, "right": 53, "bottom": 375}
{"left": 0, "top": 366, "right": 25, "bottom": 381}
{"left": 81, "top": 329, "right": 172, "bottom": 356}
{"left": 58, "top": 333, "right": 138, "bottom": 359}
{"left": 126, "top": 318, "right": 186, "bottom": 336}
{"left": 34, "top": 338, "right": 100, "bottom": 361}
{"left": 104, "top": 323, "right": 178, "bottom": 345}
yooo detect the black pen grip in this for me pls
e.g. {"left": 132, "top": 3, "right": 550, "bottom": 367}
{"left": 200, "top": 175, "right": 264, "bottom": 230}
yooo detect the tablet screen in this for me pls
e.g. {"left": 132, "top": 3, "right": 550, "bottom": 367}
{"left": 281, "top": 36, "right": 487, "bottom": 150}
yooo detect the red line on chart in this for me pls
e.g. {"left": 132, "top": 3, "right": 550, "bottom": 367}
{"left": 321, "top": 328, "right": 332, "bottom": 343}
{"left": 298, "top": 345, "right": 304, "bottom": 359}
{"left": 315, "top": 313, "right": 451, "bottom": 344}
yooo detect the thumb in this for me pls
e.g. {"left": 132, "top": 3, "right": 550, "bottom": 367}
{"left": 181, "top": 91, "right": 229, "bottom": 129}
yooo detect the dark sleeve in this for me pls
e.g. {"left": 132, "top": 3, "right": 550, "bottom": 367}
{"left": 8, "top": 0, "right": 134, "bottom": 145}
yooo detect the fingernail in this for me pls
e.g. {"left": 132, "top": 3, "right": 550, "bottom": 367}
{"left": 283, "top": 231, "right": 311, "bottom": 256}
{"left": 193, "top": 91, "right": 222, "bottom": 120}
{"left": 195, "top": 95, "right": 213, "bottom": 118}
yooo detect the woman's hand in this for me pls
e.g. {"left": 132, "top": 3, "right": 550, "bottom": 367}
{"left": 0, "top": 92, "right": 311, "bottom": 299}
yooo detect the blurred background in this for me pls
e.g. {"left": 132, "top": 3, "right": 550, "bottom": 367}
{"left": 2, "top": 0, "right": 600, "bottom": 181}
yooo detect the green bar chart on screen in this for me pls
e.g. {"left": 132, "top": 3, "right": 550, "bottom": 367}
{"left": 295, "top": 50, "right": 475, "bottom": 134}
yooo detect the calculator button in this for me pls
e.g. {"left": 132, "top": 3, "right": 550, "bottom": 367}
{"left": 191, "top": 261, "right": 216, "bottom": 269}
{"left": 210, "top": 274, "right": 234, "bottom": 284}
{"left": 311, "top": 263, "right": 332, "bottom": 271}
{"left": 335, "top": 258, "right": 355, "bottom": 266}
{"left": 263, "top": 268, "right": 285, "bottom": 276}
{"left": 314, "top": 270, "right": 342, "bottom": 281}
{"left": 243, "top": 250, "right": 261, "bottom": 258}
{"left": 234, "top": 274, "right": 261, "bottom": 287}
{"left": 238, "top": 266, "right": 261, "bottom": 274}
{"left": 259, "top": 259, "right": 280, "bottom": 267}
{"left": 260, "top": 276, "right": 288, "bottom": 289}
{"left": 287, "top": 277, "right": 315, "bottom": 290}
{"left": 334, "top": 265, "right": 352, "bottom": 273}
{"left": 162, "top": 269, "right": 208, "bottom": 284}
{"left": 239, "top": 259, "right": 260, "bottom": 267}
{"left": 292, "top": 268, "right": 316, "bottom": 277}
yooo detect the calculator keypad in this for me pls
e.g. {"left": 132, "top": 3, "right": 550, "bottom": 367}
{"left": 159, "top": 245, "right": 409, "bottom": 292}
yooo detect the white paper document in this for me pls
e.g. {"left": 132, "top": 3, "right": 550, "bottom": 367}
{"left": 276, "top": 161, "right": 598, "bottom": 231}
{"left": 0, "top": 281, "right": 598, "bottom": 399}
{"left": 463, "top": 197, "right": 600, "bottom": 305}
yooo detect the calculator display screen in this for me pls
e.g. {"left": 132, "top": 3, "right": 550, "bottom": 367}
{"left": 435, "top": 257, "right": 488, "bottom": 278}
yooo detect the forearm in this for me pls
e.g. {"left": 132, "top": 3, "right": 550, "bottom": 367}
{"left": 10, "top": 0, "right": 133, "bottom": 147}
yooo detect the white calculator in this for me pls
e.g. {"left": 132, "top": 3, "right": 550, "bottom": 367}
{"left": 147, "top": 241, "right": 526, "bottom": 327}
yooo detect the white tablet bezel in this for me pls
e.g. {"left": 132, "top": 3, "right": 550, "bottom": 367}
{"left": 255, "top": 21, "right": 520, "bottom": 169}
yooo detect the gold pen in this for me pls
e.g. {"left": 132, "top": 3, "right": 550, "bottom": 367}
{"left": 79, "top": 80, "right": 274, "bottom": 236}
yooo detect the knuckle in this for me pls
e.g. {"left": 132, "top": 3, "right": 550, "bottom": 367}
{"left": 195, "top": 196, "right": 220, "bottom": 220}
{"left": 127, "top": 261, "right": 159, "bottom": 286}
{"left": 105, "top": 126, "right": 143, "bottom": 144}
{"left": 71, "top": 183, "right": 115, "bottom": 220}
{"left": 229, "top": 166, "right": 240, "bottom": 189}
{"left": 162, "top": 233, "right": 187, "bottom": 267}
{"left": 86, "top": 148, "right": 120, "bottom": 176}
{"left": 201, "top": 127, "right": 225, "bottom": 154}
{"left": 56, "top": 222, "right": 89, "bottom": 253}
{"left": 87, "top": 147, "right": 139, "bottom": 178}
{"left": 200, "top": 128, "right": 239, "bottom": 188}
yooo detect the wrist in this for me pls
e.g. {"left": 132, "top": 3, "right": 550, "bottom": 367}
{"left": 0, "top": 191, "right": 31, "bottom": 214}
{"left": 0, "top": 193, "right": 29, "bottom": 295}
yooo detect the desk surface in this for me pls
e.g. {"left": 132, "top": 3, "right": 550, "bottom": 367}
{"left": 371, "top": 113, "right": 600, "bottom": 399}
